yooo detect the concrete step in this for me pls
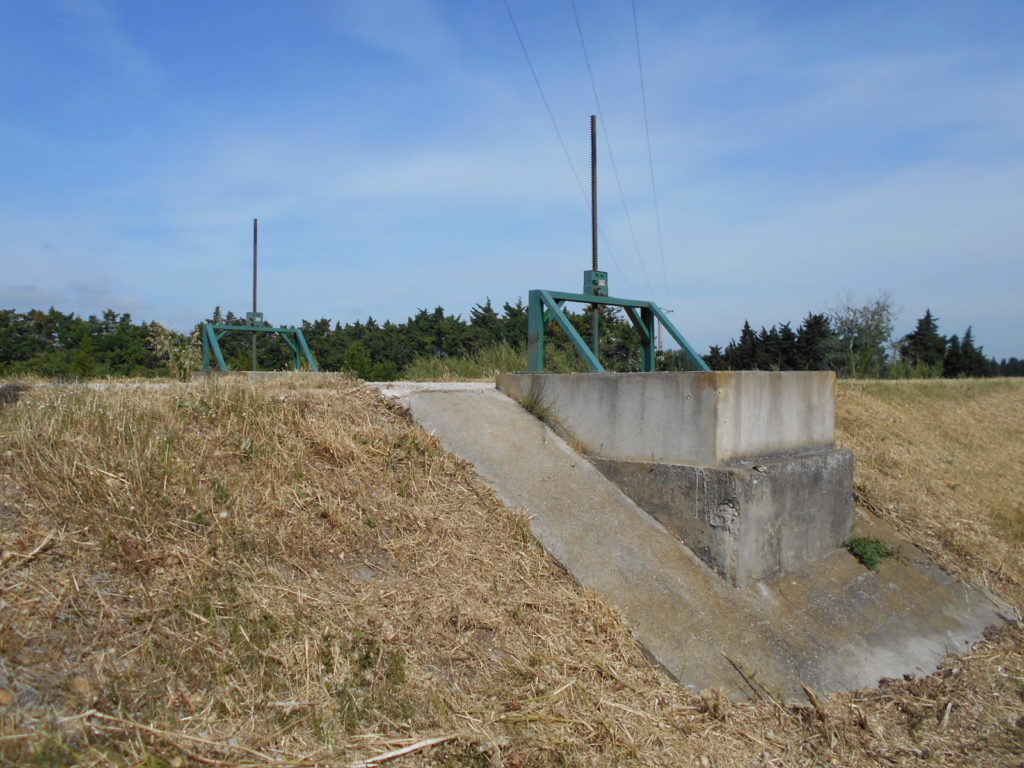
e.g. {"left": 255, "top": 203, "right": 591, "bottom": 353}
{"left": 373, "top": 382, "right": 1009, "bottom": 700}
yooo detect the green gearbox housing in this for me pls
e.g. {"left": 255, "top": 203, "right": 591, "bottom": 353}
{"left": 584, "top": 270, "right": 608, "bottom": 296}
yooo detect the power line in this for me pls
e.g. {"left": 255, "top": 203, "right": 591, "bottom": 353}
{"left": 632, "top": 0, "right": 672, "bottom": 308}
{"left": 502, "top": 0, "right": 633, "bottom": 295}
{"left": 502, "top": 0, "right": 585, "bottom": 201}
{"left": 570, "top": 0, "right": 655, "bottom": 299}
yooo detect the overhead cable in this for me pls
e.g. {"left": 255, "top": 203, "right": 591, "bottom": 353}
{"left": 502, "top": 0, "right": 633, "bottom": 294}
{"left": 571, "top": 0, "right": 655, "bottom": 299}
{"left": 632, "top": 0, "right": 672, "bottom": 308}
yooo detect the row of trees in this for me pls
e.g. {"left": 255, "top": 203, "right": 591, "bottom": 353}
{"left": 1, "top": 298, "right": 1020, "bottom": 379}
{"left": 705, "top": 298, "right": 1016, "bottom": 378}
{"left": 0, "top": 308, "right": 163, "bottom": 378}
{"left": 0, "top": 301, "right": 635, "bottom": 379}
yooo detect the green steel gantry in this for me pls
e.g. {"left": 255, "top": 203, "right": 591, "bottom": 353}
{"left": 527, "top": 273, "right": 710, "bottom": 373}
{"left": 201, "top": 312, "right": 318, "bottom": 373}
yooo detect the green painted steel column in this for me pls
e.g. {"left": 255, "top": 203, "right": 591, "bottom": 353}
{"left": 539, "top": 290, "right": 604, "bottom": 372}
{"left": 295, "top": 329, "right": 319, "bottom": 372}
{"left": 528, "top": 290, "right": 545, "bottom": 373}
{"left": 203, "top": 324, "right": 230, "bottom": 372}
{"left": 650, "top": 304, "right": 710, "bottom": 372}
{"left": 641, "top": 307, "right": 656, "bottom": 372}
{"left": 201, "top": 325, "right": 211, "bottom": 371}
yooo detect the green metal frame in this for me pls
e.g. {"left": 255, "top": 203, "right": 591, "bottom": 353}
{"left": 527, "top": 289, "right": 710, "bottom": 373}
{"left": 201, "top": 323, "right": 319, "bottom": 372}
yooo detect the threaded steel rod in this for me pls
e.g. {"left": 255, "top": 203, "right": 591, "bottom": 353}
{"left": 252, "top": 218, "right": 258, "bottom": 372}
{"left": 590, "top": 115, "right": 599, "bottom": 357}
{"left": 590, "top": 115, "right": 597, "bottom": 271}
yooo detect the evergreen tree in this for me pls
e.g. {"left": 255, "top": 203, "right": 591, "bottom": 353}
{"left": 899, "top": 309, "right": 946, "bottom": 370}
{"left": 776, "top": 322, "right": 799, "bottom": 370}
{"left": 343, "top": 341, "right": 373, "bottom": 379}
{"left": 756, "top": 326, "right": 779, "bottom": 370}
{"left": 794, "top": 313, "right": 833, "bottom": 370}
{"left": 704, "top": 345, "right": 726, "bottom": 371}
{"left": 499, "top": 299, "right": 528, "bottom": 345}
{"left": 728, "top": 321, "right": 760, "bottom": 369}
{"left": 943, "top": 335, "right": 963, "bottom": 377}
{"left": 958, "top": 327, "right": 993, "bottom": 378}
{"left": 999, "top": 357, "right": 1024, "bottom": 376}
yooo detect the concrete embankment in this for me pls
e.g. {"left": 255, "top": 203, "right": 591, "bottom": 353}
{"left": 373, "top": 382, "right": 1008, "bottom": 700}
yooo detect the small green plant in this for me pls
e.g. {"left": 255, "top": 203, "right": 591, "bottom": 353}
{"left": 521, "top": 384, "right": 553, "bottom": 424}
{"left": 845, "top": 536, "right": 894, "bottom": 570}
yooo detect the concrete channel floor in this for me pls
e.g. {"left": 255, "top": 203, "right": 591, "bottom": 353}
{"left": 372, "top": 382, "right": 1011, "bottom": 701}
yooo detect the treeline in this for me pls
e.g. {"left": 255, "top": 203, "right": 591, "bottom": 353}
{"left": 704, "top": 298, "right": 1020, "bottom": 378}
{"left": 0, "top": 308, "right": 164, "bottom": 377}
{"left": 0, "top": 301, "right": 643, "bottom": 379}
{"left": 1, "top": 298, "right": 1021, "bottom": 379}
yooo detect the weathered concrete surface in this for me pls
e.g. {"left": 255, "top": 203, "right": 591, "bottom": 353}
{"left": 497, "top": 371, "right": 836, "bottom": 464}
{"left": 593, "top": 450, "right": 854, "bottom": 585}
{"left": 499, "top": 371, "right": 851, "bottom": 584}
{"left": 374, "top": 383, "right": 1010, "bottom": 700}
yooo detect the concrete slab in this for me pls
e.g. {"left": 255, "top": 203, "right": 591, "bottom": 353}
{"left": 375, "top": 383, "right": 1009, "bottom": 700}
{"left": 497, "top": 372, "right": 836, "bottom": 464}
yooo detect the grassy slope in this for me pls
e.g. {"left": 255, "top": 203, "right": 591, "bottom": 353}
{"left": 837, "top": 379, "right": 1024, "bottom": 611}
{"left": 0, "top": 376, "right": 1021, "bottom": 767}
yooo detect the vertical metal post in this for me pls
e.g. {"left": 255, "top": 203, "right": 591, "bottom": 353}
{"left": 641, "top": 306, "right": 656, "bottom": 372}
{"left": 590, "top": 115, "right": 599, "bottom": 360}
{"left": 202, "top": 326, "right": 211, "bottom": 371}
{"left": 527, "top": 290, "right": 545, "bottom": 373}
{"left": 251, "top": 218, "right": 258, "bottom": 371}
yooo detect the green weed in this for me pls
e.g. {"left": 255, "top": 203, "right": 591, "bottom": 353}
{"left": 845, "top": 537, "right": 895, "bottom": 570}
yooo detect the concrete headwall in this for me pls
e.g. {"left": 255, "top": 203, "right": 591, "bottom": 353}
{"left": 593, "top": 450, "right": 854, "bottom": 585}
{"left": 496, "top": 371, "right": 836, "bottom": 465}
{"left": 497, "top": 371, "right": 851, "bottom": 585}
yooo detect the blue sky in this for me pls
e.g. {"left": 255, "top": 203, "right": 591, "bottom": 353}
{"left": 1, "top": 0, "right": 1022, "bottom": 359}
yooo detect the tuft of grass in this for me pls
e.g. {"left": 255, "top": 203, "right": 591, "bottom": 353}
{"left": 844, "top": 536, "right": 895, "bottom": 570}
{"left": 150, "top": 324, "right": 201, "bottom": 381}
{"left": 0, "top": 382, "right": 29, "bottom": 407}
{"left": 520, "top": 384, "right": 553, "bottom": 424}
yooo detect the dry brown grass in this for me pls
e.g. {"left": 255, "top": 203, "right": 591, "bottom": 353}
{"left": 836, "top": 378, "right": 1024, "bottom": 614}
{"left": 0, "top": 375, "right": 1021, "bottom": 767}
